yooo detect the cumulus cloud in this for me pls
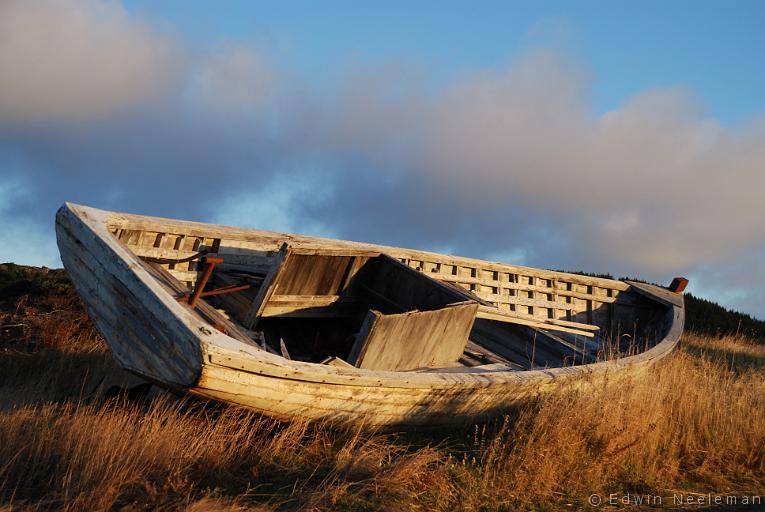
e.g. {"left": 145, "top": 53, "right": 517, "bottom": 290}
{"left": 305, "top": 54, "right": 765, "bottom": 284}
{"left": 266, "top": 53, "right": 765, "bottom": 318}
{"left": 0, "top": 0, "right": 763, "bottom": 317}
{"left": 186, "top": 43, "right": 277, "bottom": 115}
{"left": 0, "top": 0, "right": 181, "bottom": 126}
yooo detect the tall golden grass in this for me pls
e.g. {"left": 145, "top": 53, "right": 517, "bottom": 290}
{"left": 0, "top": 288, "right": 763, "bottom": 510}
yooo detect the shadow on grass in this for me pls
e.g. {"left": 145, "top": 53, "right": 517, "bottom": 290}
{"left": 0, "top": 348, "right": 116, "bottom": 408}
{"left": 681, "top": 338, "right": 765, "bottom": 372}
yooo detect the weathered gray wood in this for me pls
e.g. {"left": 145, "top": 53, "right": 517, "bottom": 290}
{"left": 111, "top": 209, "right": 636, "bottom": 323}
{"left": 142, "top": 262, "right": 259, "bottom": 348}
{"left": 243, "top": 243, "right": 290, "bottom": 328}
{"left": 206, "top": 272, "right": 262, "bottom": 322}
{"left": 56, "top": 202, "right": 685, "bottom": 428}
{"left": 245, "top": 249, "right": 372, "bottom": 322}
{"left": 348, "top": 302, "right": 479, "bottom": 371}
{"left": 56, "top": 205, "right": 203, "bottom": 387}
{"left": 356, "top": 255, "right": 477, "bottom": 312}
{"left": 626, "top": 281, "right": 684, "bottom": 308}
{"left": 414, "top": 363, "right": 514, "bottom": 373}
{"left": 321, "top": 355, "right": 355, "bottom": 368}
{"left": 279, "top": 338, "right": 291, "bottom": 360}
{"left": 475, "top": 307, "right": 598, "bottom": 337}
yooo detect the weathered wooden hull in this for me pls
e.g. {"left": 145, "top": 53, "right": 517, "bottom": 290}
{"left": 56, "top": 203, "right": 684, "bottom": 428}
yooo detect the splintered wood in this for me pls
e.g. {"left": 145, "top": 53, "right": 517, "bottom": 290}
{"left": 58, "top": 203, "right": 685, "bottom": 428}
{"left": 119, "top": 226, "right": 629, "bottom": 337}
{"left": 349, "top": 302, "right": 479, "bottom": 371}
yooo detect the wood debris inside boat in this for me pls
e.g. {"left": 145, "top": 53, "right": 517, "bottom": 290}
{"left": 56, "top": 203, "right": 685, "bottom": 427}
{"left": 136, "top": 240, "right": 665, "bottom": 373}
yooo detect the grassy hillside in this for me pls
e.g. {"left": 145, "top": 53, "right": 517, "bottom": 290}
{"left": 685, "top": 293, "right": 765, "bottom": 341}
{"left": 0, "top": 264, "right": 763, "bottom": 510}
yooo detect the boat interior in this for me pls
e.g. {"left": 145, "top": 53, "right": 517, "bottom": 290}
{"left": 109, "top": 223, "right": 675, "bottom": 373}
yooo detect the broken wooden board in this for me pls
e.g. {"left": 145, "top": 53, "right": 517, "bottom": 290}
{"left": 348, "top": 302, "right": 479, "bottom": 371}
{"left": 475, "top": 306, "right": 598, "bottom": 337}
{"left": 352, "top": 254, "right": 477, "bottom": 312}
{"left": 57, "top": 202, "right": 686, "bottom": 428}
{"left": 244, "top": 246, "right": 373, "bottom": 325}
{"left": 320, "top": 355, "right": 355, "bottom": 368}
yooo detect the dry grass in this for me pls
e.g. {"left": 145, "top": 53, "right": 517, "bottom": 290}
{"left": 0, "top": 280, "right": 763, "bottom": 510}
{"left": 467, "top": 336, "right": 764, "bottom": 509}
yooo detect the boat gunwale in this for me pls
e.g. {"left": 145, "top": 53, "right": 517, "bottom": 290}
{"left": 59, "top": 202, "right": 684, "bottom": 391}
{"left": 101, "top": 207, "right": 631, "bottom": 292}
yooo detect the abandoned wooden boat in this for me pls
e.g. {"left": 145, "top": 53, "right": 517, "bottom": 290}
{"left": 56, "top": 203, "right": 686, "bottom": 428}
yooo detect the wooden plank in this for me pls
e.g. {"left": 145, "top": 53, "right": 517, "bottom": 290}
{"left": 469, "top": 283, "right": 622, "bottom": 305}
{"left": 166, "top": 269, "right": 200, "bottom": 283}
{"left": 475, "top": 307, "right": 597, "bottom": 337}
{"left": 246, "top": 250, "right": 372, "bottom": 321}
{"left": 130, "top": 246, "right": 273, "bottom": 271}
{"left": 321, "top": 356, "right": 355, "bottom": 368}
{"left": 464, "top": 340, "right": 521, "bottom": 368}
{"left": 259, "top": 294, "right": 362, "bottom": 318}
{"left": 414, "top": 363, "right": 515, "bottom": 373}
{"left": 265, "top": 294, "right": 348, "bottom": 306}
{"left": 478, "top": 292, "right": 605, "bottom": 310}
{"left": 348, "top": 302, "right": 479, "bottom": 371}
{"left": 142, "top": 262, "right": 259, "bottom": 348}
{"left": 356, "top": 254, "right": 477, "bottom": 312}
{"left": 626, "top": 281, "right": 684, "bottom": 308}
{"left": 244, "top": 243, "right": 290, "bottom": 328}
{"left": 58, "top": 203, "right": 686, "bottom": 429}
{"left": 272, "top": 253, "right": 359, "bottom": 295}
{"left": 102, "top": 206, "right": 628, "bottom": 292}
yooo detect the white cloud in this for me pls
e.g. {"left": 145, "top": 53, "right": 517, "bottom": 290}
{"left": 186, "top": 43, "right": 276, "bottom": 115}
{"left": 349, "top": 56, "right": 765, "bottom": 277}
{"left": 0, "top": 0, "right": 182, "bottom": 126}
{"left": 304, "top": 53, "right": 765, "bottom": 315}
{"left": 0, "top": 1, "right": 763, "bottom": 317}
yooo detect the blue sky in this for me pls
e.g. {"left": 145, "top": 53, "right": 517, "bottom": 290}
{"left": 123, "top": 0, "right": 765, "bottom": 124}
{"left": 0, "top": 0, "right": 764, "bottom": 319}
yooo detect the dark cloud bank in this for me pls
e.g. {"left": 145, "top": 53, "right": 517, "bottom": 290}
{"left": 1, "top": 0, "right": 764, "bottom": 317}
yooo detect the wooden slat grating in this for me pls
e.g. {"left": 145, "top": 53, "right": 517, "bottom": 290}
{"left": 111, "top": 226, "right": 634, "bottom": 331}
